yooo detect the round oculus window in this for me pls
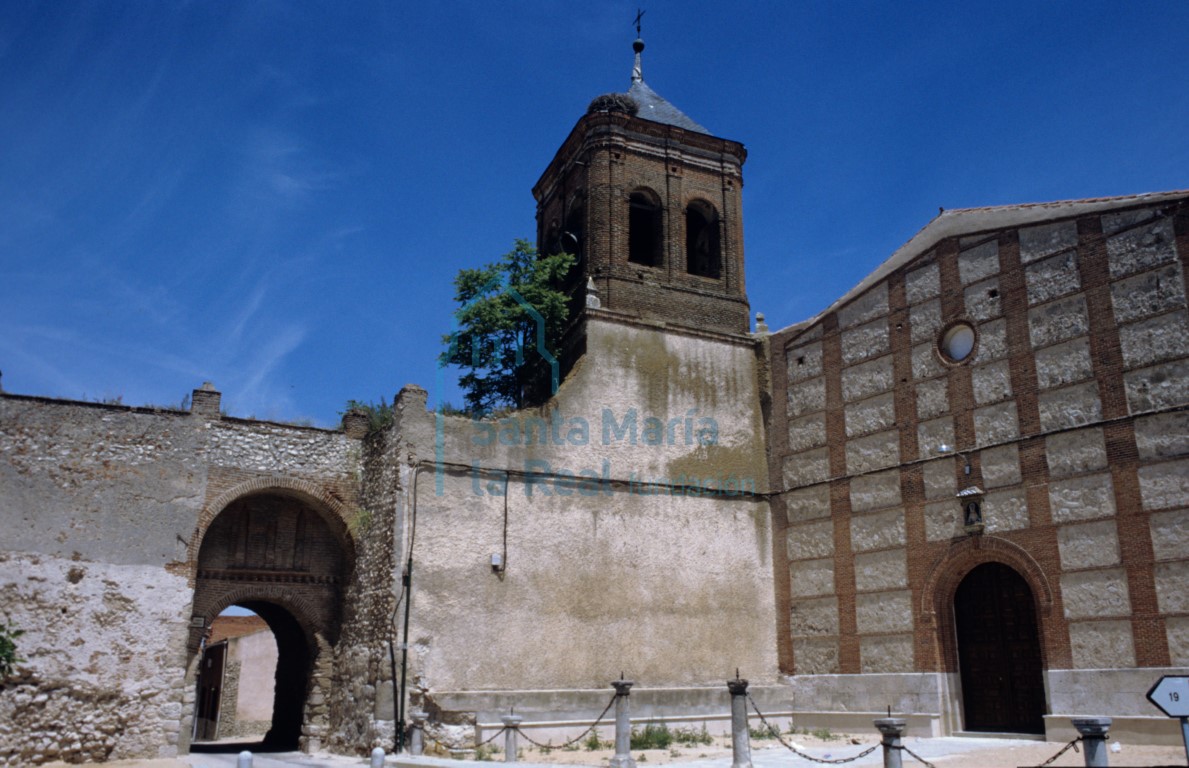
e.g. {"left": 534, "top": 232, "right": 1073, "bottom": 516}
{"left": 940, "top": 322, "right": 976, "bottom": 363}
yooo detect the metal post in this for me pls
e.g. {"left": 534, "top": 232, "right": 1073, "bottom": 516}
{"left": 874, "top": 718, "right": 906, "bottom": 768}
{"left": 1071, "top": 717, "right": 1111, "bottom": 767}
{"left": 727, "top": 676, "right": 752, "bottom": 768}
{"left": 370, "top": 746, "right": 386, "bottom": 768}
{"left": 501, "top": 714, "right": 522, "bottom": 763}
{"left": 410, "top": 710, "right": 428, "bottom": 756}
{"left": 609, "top": 679, "right": 636, "bottom": 768}
{"left": 236, "top": 750, "right": 253, "bottom": 768}
{"left": 1181, "top": 717, "right": 1189, "bottom": 767}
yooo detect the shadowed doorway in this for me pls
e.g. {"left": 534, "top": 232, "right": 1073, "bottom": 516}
{"left": 954, "top": 562, "right": 1046, "bottom": 734}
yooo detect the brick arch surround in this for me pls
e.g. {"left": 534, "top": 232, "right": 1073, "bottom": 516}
{"left": 186, "top": 475, "right": 357, "bottom": 570}
{"left": 919, "top": 535, "right": 1054, "bottom": 674}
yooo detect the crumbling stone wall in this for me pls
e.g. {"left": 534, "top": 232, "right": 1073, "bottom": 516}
{"left": 0, "top": 392, "right": 367, "bottom": 763}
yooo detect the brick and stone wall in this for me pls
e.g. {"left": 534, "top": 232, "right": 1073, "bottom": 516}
{"left": 767, "top": 195, "right": 1189, "bottom": 741}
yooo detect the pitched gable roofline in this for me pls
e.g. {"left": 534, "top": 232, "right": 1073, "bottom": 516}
{"left": 774, "top": 189, "right": 1189, "bottom": 336}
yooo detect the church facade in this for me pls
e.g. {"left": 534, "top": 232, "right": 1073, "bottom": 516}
{"left": 0, "top": 38, "right": 1186, "bottom": 764}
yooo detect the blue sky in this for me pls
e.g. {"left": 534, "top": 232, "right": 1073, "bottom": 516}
{"left": 1, "top": 1, "right": 1186, "bottom": 426}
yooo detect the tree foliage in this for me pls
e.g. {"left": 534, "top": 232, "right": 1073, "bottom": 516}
{"left": 0, "top": 615, "right": 23, "bottom": 680}
{"left": 442, "top": 239, "right": 575, "bottom": 413}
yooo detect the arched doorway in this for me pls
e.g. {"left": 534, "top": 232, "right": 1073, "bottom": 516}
{"left": 187, "top": 490, "right": 351, "bottom": 752}
{"left": 954, "top": 562, "right": 1045, "bottom": 734}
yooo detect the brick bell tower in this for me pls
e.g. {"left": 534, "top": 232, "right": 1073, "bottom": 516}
{"left": 532, "top": 32, "right": 750, "bottom": 338}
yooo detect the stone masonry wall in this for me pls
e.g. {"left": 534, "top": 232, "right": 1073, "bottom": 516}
{"left": 0, "top": 393, "right": 367, "bottom": 762}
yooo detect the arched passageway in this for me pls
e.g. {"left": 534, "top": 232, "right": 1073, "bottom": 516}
{"left": 187, "top": 490, "right": 351, "bottom": 752}
{"left": 954, "top": 562, "right": 1046, "bottom": 734}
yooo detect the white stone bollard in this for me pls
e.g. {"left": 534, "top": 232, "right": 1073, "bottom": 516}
{"left": 874, "top": 718, "right": 906, "bottom": 768}
{"left": 727, "top": 677, "right": 752, "bottom": 768}
{"left": 1071, "top": 718, "right": 1111, "bottom": 767}
{"left": 371, "top": 746, "right": 386, "bottom": 768}
{"left": 501, "top": 714, "right": 522, "bottom": 763}
{"left": 609, "top": 679, "right": 636, "bottom": 768}
{"left": 410, "top": 710, "right": 428, "bottom": 756}
{"left": 236, "top": 750, "right": 253, "bottom": 768}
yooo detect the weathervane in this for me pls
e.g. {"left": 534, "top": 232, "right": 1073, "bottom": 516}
{"left": 634, "top": 8, "right": 645, "bottom": 37}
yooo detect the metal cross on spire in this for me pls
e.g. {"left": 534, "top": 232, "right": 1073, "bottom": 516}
{"left": 634, "top": 8, "right": 645, "bottom": 37}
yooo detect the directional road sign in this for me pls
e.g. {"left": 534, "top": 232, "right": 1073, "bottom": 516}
{"left": 1147, "top": 675, "right": 1189, "bottom": 717}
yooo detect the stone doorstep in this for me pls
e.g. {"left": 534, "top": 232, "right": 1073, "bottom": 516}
{"left": 1043, "top": 714, "right": 1189, "bottom": 747}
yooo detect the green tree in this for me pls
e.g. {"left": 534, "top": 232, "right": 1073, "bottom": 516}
{"left": 442, "top": 239, "right": 575, "bottom": 413}
{"left": 0, "top": 615, "right": 23, "bottom": 680}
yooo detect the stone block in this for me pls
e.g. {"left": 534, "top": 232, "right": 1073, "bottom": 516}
{"left": 784, "top": 447, "right": 830, "bottom": 489}
{"left": 790, "top": 558, "right": 835, "bottom": 598}
{"left": 841, "top": 318, "right": 890, "bottom": 365}
{"left": 794, "top": 637, "right": 840, "bottom": 674}
{"left": 1103, "top": 207, "right": 1159, "bottom": 235}
{"left": 1057, "top": 520, "right": 1120, "bottom": 570}
{"left": 854, "top": 548, "right": 907, "bottom": 592}
{"left": 1019, "top": 221, "right": 1078, "bottom": 263}
{"left": 984, "top": 488, "right": 1029, "bottom": 532}
{"left": 912, "top": 342, "right": 944, "bottom": 380}
{"left": 788, "top": 378, "right": 826, "bottom": 421}
{"left": 787, "top": 341, "right": 824, "bottom": 382}
{"left": 1069, "top": 620, "right": 1136, "bottom": 669}
{"left": 1035, "top": 337, "right": 1093, "bottom": 390}
{"left": 1049, "top": 472, "right": 1116, "bottom": 523}
{"left": 1026, "top": 250, "right": 1081, "bottom": 305}
{"left": 1118, "top": 310, "right": 1189, "bottom": 370}
{"left": 973, "top": 401, "right": 1019, "bottom": 446}
{"left": 980, "top": 444, "right": 1021, "bottom": 488}
{"left": 1135, "top": 412, "right": 1189, "bottom": 460}
{"left": 788, "top": 412, "right": 828, "bottom": 452}
{"left": 785, "top": 484, "right": 832, "bottom": 524}
{"left": 845, "top": 392, "right": 896, "bottom": 438}
{"left": 1124, "top": 359, "right": 1189, "bottom": 413}
{"left": 845, "top": 430, "right": 900, "bottom": 475}
{"left": 841, "top": 355, "right": 894, "bottom": 402}
{"left": 910, "top": 299, "right": 942, "bottom": 344}
{"left": 838, "top": 284, "right": 889, "bottom": 329}
{"left": 905, "top": 261, "right": 940, "bottom": 303}
{"left": 972, "top": 318, "right": 1008, "bottom": 363}
{"left": 1138, "top": 459, "right": 1189, "bottom": 511}
{"left": 787, "top": 520, "right": 835, "bottom": 561}
{"left": 1111, "top": 263, "right": 1186, "bottom": 324}
{"left": 859, "top": 634, "right": 914, "bottom": 673}
{"left": 917, "top": 417, "right": 955, "bottom": 459}
{"left": 964, "top": 278, "right": 1001, "bottom": 321}
{"left": 1028, "top": 294, "right": 1090, "bottom": 348}
{"left": 922, "top": 459, "right": 956, "bottom": 500}
{"left": 1149, "top": 509, "right": 1189, "bottom": 560}
{"left": 850, "top": 468, "right": 902, "bottom": 512}
{"left": 790, "top": 596, "right": 839, "bottom": 637}
{"left": 1106, "top": 217, "right": 1177, "bottom": 278}
{"left": 1061, "top": 569, "right": 1131, "bottom": 618}
{"left": 1168, "top": 617, "right": 1189, "bottom": 666}
{"left": 971, "top": 360, "right": 1013, "bottom": 405}
{"left": 1038, "top": 382, "right": 1102, "bottom": 432}
{"left": 924, "top": 500, "right": 963, "bottom": 541}
{"left": 959, "top": 240, "right": 1000, "bottom": 285}
{"left": 1046, "top": 427, "right": 1108, "bottom": 478}
{"left": 856, "top": 590, "right": 913, "bottom": 633}
{"left": 850, "top": 509, "right": 906, "bottom": 552}
{"left": 1154, "top": 561, "right": 1189, "bottom": 614}
{"left": 915, "top": 378, "right": 949, "bottom": 420}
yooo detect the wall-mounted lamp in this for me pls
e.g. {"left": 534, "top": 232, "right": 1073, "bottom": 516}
{"left": 937, "top": 443, "right": 972, "bottom": 475}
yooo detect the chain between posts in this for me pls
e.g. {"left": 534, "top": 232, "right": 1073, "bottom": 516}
{"left": 745, "top": 693, "right": 879, "bottom": 765}
{"left": 889, "top": 743, "right": 938, "bottom": 768}
{"left": 1029, "top": 736, "right": 1085, "bottom": 768}
{"left": 513, "top": 692, "right": 619, "bottom": 750}
{"left": 423, "top": 726, "right": 508, "bottom": 752}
